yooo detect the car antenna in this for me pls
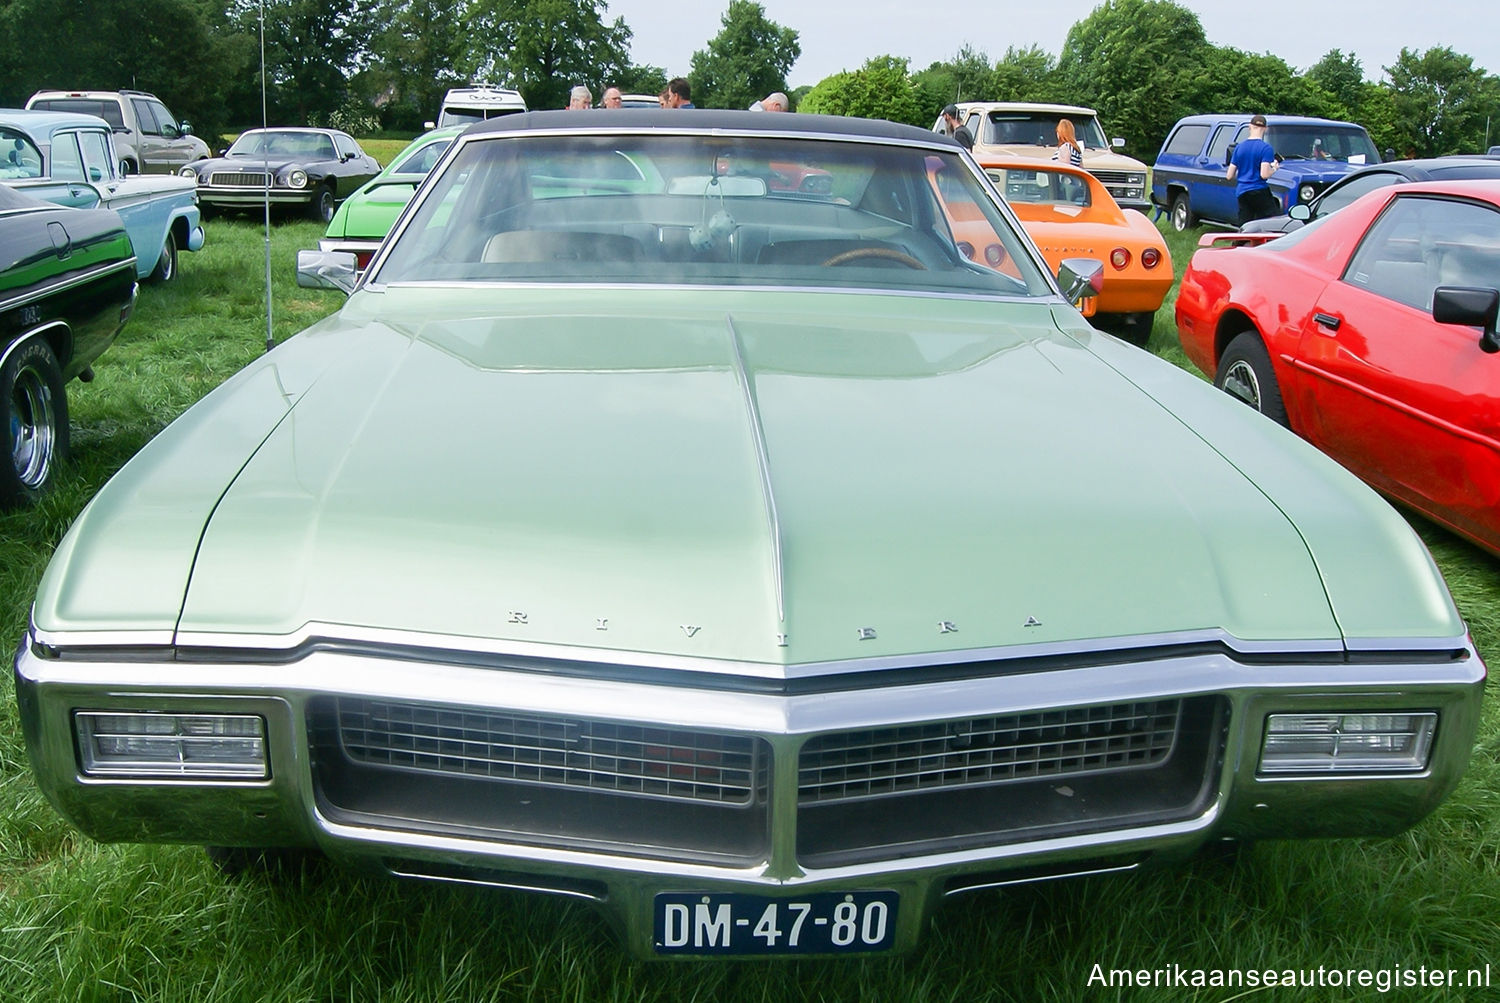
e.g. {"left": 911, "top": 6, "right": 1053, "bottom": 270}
{"left": 258, "top": 0, "right": 274, "bottom": 354}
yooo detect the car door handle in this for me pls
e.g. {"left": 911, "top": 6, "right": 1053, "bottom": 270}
{"left": 1313, "top": 311, "right": 1342, "bottom": 330}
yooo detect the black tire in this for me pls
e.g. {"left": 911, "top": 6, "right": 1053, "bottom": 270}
{"left": 1214, "top": 331, "right": 1289, "bottom": 427}
{"left": 1, "top": 337, "right": 69, "bottom": 509}
{"left": 309, "top": 186, "right": 336, "bottom": 223}
{"left": 1169, "top": 191, "right": 1195, "bottom": 232}
{"left": 147, "top": 229, "right": 177, "bottom": 284}
{"left": 205, "top": 845, "right": 325, "bottom": 879}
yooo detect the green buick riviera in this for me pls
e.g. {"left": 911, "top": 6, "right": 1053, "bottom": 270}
{"left": 15, "top": 112, "right": 1486, "bottom": 958}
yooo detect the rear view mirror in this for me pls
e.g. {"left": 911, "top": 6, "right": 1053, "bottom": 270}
{"left": 1112, "top": 137, "right": 1125, "bottom": 149}
{"left": 1433, "top": 285, "right": 1500, "bottom": 354}
{"left": 297, "top": 249, "right": 358, "bottom": 295}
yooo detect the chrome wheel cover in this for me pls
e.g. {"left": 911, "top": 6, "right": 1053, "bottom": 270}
{"left": 1220, "top": 359, "right": 1262, "bottom": 411}
{"left": 10, "top": 360, "right": 56, "bottom": 488}
{"left": 1171, "top": 198, "right": 1189, "bottom": 231}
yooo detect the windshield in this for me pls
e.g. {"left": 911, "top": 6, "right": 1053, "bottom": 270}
{"left": 982, "top": 113, "right": 1108, "bottom": 149}
{"left": 1264, "top": 125, "right": 1380, "bottom": 165}
{"left": 373, "top": 133, "right": 1053, "bottom": 298}
{"left": 229, "top": 131, "right": 335, "bottom": 160}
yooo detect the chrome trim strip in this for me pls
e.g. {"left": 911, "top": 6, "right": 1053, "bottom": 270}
{"left": 41, "top": 615, "right": 1456, "bottom": 677}
{"left": 942, "top": 859, "right": 1142, "bottom": 896}
{"left": 386, "top": 865, "right": 605, "bottom": 902}
{"left": 360, "top": 279, "right": 1064, "bottom": 309}
{"left": 0, "top": 257, "right": 138, "bottom": 316}
{"left": 724, "top": 312, "right": 784, "bottom": 623}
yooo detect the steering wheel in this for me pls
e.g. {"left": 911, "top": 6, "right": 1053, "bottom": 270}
{"left": 821, "top": 247, "right": 927, "bottom": 270}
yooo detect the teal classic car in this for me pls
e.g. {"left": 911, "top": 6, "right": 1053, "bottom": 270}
{"left": 0, "top": 109, "right": 204, "bottom": 282}
{"left": 320, "top": 125, "right": 465, "bottom": 268}
{"left": 1, "top": 184, "right": 136, "bottom": 507}
{"left": 16, "top": 112, "right": 1485, "bottom": 958}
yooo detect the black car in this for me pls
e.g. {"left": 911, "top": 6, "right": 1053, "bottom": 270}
{"left": 1240, "top": 157, "right": 1500, "bottom": 234}
{"left": 179, "top": 128, "right": 380, "bottom": 222}
{"left": 1, "top": 185, "right": 136, "bottom": 507}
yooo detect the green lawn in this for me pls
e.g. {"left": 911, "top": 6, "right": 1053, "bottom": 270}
{"left": 0, "top": 215, "right": 1495, "bottom": 1002}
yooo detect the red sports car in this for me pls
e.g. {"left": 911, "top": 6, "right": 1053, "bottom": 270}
{"left": 1176, "top": 179, "right": 1500, "bottom": 554}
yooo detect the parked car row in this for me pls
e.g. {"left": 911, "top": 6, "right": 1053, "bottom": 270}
{"left": 11, "top": 110, "right": 1487, "bottom": 961}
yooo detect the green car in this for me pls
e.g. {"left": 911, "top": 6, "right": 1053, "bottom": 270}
{"left": 318, "top": 125, "right": 465, "bottom": 268}
{"left": 1, "top": 184, "right": 135, "bottom": 507}
{"left": 17, "top": 112, "right": 1485, "bottom": 959}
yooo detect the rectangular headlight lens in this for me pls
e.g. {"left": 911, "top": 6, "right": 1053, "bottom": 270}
{"left": 1259, "top": 713, "right": 1436, "bottom": 774}
{"left": 75, "top": 712, "right": 267, "bottom": 779}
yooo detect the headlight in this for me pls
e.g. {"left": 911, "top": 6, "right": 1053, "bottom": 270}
{"left": 1299, "top": 183, "right": 1316, "bottom": 203}
{"left": 1259, "top": 712, "right": 1436, "bottom": 774}
{"left": 288, "top": 169, "right": 308, "bottom": 189}
{"left": 75, "top": 711, "right": 268, "bottom": 779}
{"left": 178, "top": 166, "right": 197, "bottom": 180}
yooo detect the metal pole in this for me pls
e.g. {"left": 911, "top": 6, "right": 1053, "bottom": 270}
{"left": 261, "top": 0, "right": 274, "bottom": 353}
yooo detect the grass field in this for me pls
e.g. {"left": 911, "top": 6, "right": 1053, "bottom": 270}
{"left": 0, "top": 214, "right": 1496, "bottom": 1002}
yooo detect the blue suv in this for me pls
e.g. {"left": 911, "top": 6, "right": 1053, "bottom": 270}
{"left": 1152, "top": 114, "right": 1381, "bottom": 230}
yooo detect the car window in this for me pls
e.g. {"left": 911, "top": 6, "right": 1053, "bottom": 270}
{"left": 49, "top": 132, "right": 86, "bottom": 181}
{"left": 75, "top": 129, "right": 113, "bottom": 182}
{"left": 984, "top": 167, "right": 1091, "bottom": 207}
{"left": 0, "top": 129, "right": 45, "bottom": 179}
{"left": 1342, "top": 195, "right": 1500, "bottom": 312}
{"left": 1265, "top": 125, "right": 1378, "bottom": 164}
{"left": 1316, "top": 172, "right": 1400, "bottom": 216}
{"left": 1205, "top": 125, "right": 1236, "bottom": 165}
{"left": 30, "top": 98, "right": 126, "bottom": 130}
{"left": 374, "top": 133, "right": 1053, "bottom": 300}
{"left": 334, "top": 134, "right": 360, "bottom": 160}
{"left": 148, "top": 101, "right": 181, "bottom": 139}
{"left": 1162, "top": 124, "right": 1209, "bottom": 158}
{"left": 392, "top": 138, "right": 454, "bottom": 176}
{"left": 132, "top": 98, "right": 162, "bottom": 136}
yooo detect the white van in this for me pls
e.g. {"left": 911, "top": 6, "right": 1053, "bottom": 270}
{"left": 426, "top": 86, "right": 527, "bottom": 129}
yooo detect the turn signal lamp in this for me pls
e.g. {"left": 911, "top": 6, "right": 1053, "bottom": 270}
{"left": 75, "top": 712, "right": 268, "bottom": 779}
{"left": 1259, "top": 713, "right": 1435, "bottom": 774}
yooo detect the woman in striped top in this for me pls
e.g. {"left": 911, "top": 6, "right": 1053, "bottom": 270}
{"left": 1055, "top": 119, "right": 1084, "bottom": 167}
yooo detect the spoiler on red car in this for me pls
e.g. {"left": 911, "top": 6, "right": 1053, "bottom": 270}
{"left": 1197, "top": 232, "right": 1283, "bottom": 249}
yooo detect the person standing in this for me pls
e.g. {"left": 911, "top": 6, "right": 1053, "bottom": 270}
{"left": 567, "top": 85, "right": 592, "bottom": 110}
{"left": 601, "top": 87, "right": 623, "bottom": 108}
{"left": 761, "top": 92, "right": 789, "bottom": 112}
{"left": 1227, "top": 114, "right": 1280, "bottom": 225}
{"left": 941, "top": 105, "right": 973, "bottom": 151}
{"left": 666, "top": 79, "right": 694, "bottom": 108}
{"left": 1054, "top": 118, "right": 1084, "bottom": 167}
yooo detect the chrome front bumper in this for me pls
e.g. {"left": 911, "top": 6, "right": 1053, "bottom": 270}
{"left": 14, "top": 633, "right": 1485, "bottom": 957}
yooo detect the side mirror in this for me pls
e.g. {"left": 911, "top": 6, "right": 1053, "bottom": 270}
{"left": 423, "top": 120, "right": 436, "bottom": 131}
{"left": 297, "top": 249, "right": 358, "bottom": 295}
{"left": 181, "top": 122, "right": 195, "bottom": 136}
{"left": 1433, "top": 285, "right": 1500, "bottom": 353}
{"left": 1112, "top": 137, "right": 1125, "bottom": 149}
{"left": 1289, "top": 203, "right": 1312, "bottom": 221}
{"left": 1057, "top": 257, "right": 1104, "bottom": 305}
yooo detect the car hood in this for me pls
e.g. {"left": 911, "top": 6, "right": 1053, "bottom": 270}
{"left": 328, "top": 179, "right": 418, "bottom": 239}
{"left": 39, "top": 287, "right": 1460, "bottom": 669}
{"left": 1272, "top": 161, "right": 1358, "bottom": 185}
{"left": 201, "top": 155, "right": 317, "bottom": 173}
{"left": 188, "top": 287, "right": 1365, "bottom": 661}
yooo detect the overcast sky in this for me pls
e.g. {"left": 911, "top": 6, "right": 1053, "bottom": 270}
{"left": 603, "top": 0, "right": 1496, "bottom": 91}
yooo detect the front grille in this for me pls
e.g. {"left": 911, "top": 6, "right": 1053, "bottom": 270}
{"left": 337, "top": 698, "right": 761, "bottom": 805}
{"left": 797, "top": 696, "right": 1224, "bottom": 867}
{"left": 800, "top": 700, "right": 1181, "bottom": 804}
{"left": 209, "top": 171, "right": 270, "bottom": 187}
{"left": 312, "top": 697, "right": 772, "bottom": 865}
{"left": 1089, "top": 169, "right": 1143, "bottom": 186}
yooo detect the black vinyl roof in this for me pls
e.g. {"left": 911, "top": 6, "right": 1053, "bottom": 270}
{"left": 466, "top": 108, "right": 960, "bottom": 147}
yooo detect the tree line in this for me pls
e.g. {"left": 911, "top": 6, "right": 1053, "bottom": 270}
{"left": 1, "top": 0, "right": 1494, "bottom": 159}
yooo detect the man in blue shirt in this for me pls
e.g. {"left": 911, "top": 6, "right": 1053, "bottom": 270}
{"left": 1227, "top": 114, "right": 1280, "bottom": 225}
